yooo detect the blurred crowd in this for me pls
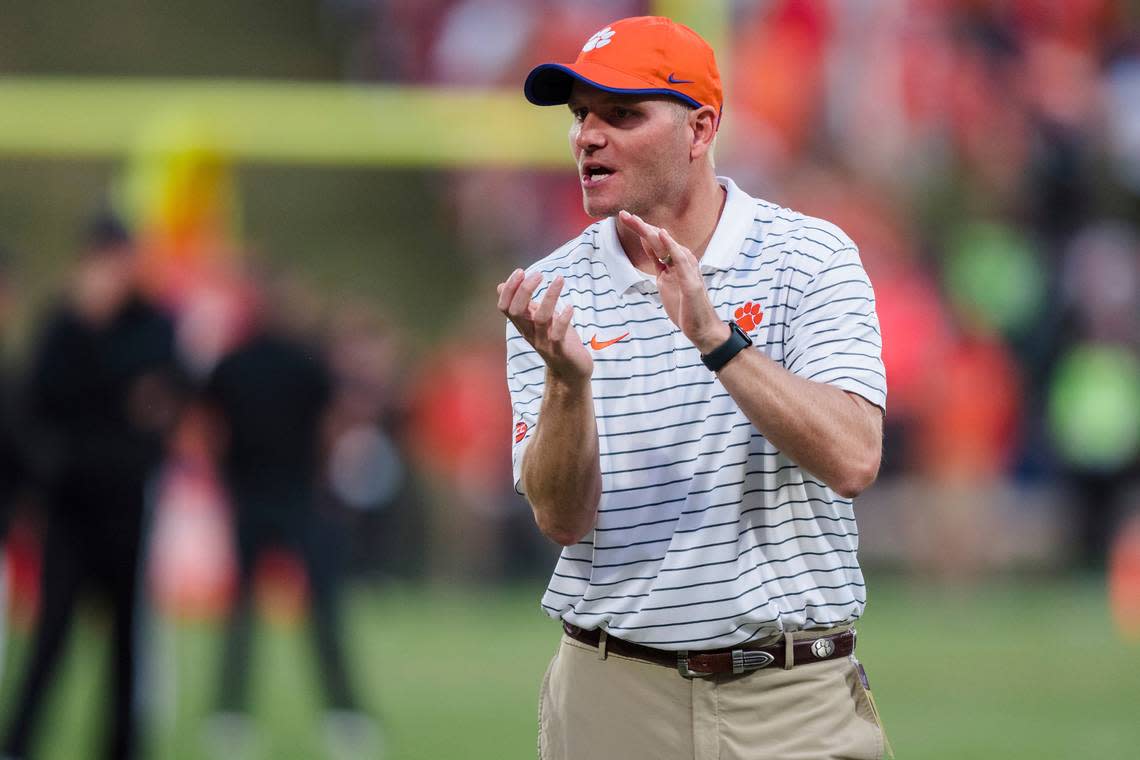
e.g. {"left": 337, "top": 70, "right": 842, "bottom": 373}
{"left": 329, "top": 0, "right": 1140, "bottom": 576}
{"left": 2, "top": 0, "right": 1140, "bottom": 755}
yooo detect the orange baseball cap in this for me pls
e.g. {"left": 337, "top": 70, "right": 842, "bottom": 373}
{"left": 524, "top": 16, "right": 723, "bottom": 122}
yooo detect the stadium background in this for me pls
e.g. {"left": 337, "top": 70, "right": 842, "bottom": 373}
{"left": 1, "top": 0, "right": 1139, "bottom": 758}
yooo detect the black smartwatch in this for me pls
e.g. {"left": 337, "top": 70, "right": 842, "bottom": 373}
{"left": 700, "top": 321, "right": 753, "bottom": 372}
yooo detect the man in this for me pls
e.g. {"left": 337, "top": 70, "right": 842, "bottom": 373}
{"left": 498, "top": 16, "right": 889, "bottom": 760}
{"left": 201, "top": 271, "right": 377, "bottom": 759}
{"left": 2, "top": 213, "right": 184, "bottom": 760}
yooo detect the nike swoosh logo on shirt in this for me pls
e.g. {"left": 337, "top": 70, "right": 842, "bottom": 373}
{"left": 589, "top": 332, "right": 630, "bottom": 350}
{"left": 667, "top": 73, "right": 694, "bottom": 84}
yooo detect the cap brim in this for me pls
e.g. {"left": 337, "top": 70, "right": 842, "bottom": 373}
{"left": 523, "top": 62, "right": 702, "bottom": 109}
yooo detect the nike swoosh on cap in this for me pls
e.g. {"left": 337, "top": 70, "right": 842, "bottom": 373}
{"left": 589, "top": 332, "right": 630, "bottom": 350}
{"left": 667, "top": 73, "right": 694, "bottom": 84}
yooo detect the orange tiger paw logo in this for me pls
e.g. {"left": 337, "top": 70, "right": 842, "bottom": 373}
{"left": 733, "top": 301, "right": 763, "bottom": 332}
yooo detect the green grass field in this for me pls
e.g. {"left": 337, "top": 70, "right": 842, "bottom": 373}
{"left": 2, "top": 575, "right": 1138, "bottom": 759}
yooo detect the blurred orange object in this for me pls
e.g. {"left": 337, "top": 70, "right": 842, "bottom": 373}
{"left": 732, "top": 0, "right": 831, "bottom": 160}
{"left": 1108, "top": 513, "right": 1140, "bottom": 641}
{"left": 916, "top": 333, "right": 1022, "bottom": 479}
{"left": 254, "top": 549, "right": 309, "bottom": 627}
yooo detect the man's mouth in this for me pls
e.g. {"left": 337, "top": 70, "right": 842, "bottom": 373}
{"left": 581, "top": 162, "right": 616, "bottom": 188}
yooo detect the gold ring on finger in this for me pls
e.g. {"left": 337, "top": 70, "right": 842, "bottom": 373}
{"left": 658, "top": 254, "right": 672, "bottom": 265}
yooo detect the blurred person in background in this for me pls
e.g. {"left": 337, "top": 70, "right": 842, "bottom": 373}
{"left": 503, "top": 16, "right": 888, "bottom": 759}
{"left": 406, "top": 294, "right": 553, "bottom": 583}
{"left": 1, "top": 213, "right": 185, "bottom": 760}
{"left": 1048, "top": 222, "right": 1140, "bottom": 569}
{"left": 0, "top": 244, "right": 29, "bottom": 683}
{"left": 200, "top": 269, "right": 377, "bottom": 759}
{"left": 323, "top": 301, "right": 421, "bottom": 580}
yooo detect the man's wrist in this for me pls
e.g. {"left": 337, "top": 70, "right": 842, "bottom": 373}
{"left": 545, "top": 367, "right": 592, "bottom": 395}
{"left": 692, "top": 322, "right": 732, "bottom": 354}
{"left": 700, "top": 321, "right": 753, "bottom": 372}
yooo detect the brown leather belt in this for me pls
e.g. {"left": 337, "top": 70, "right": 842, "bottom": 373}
{"left": 562, "top": 622, "right": 855, "bottom": 678}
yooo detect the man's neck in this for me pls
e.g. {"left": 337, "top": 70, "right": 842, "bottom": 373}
{"left": 617, "top": 174, "right": 727, "bottom": 275}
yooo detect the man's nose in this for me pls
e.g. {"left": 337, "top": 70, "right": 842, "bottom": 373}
{"left": 574, "top": 113, "right": 607, "bottom": 152}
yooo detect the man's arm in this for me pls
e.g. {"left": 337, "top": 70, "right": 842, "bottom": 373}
{"left": 713, "top": 353, "right": 882, "bottom": 497}
{"left": 499, "top": 269, "right": 601, "bottom": 546}
{"left": 520, "top": 372, "right": 602, "bottom": 545}
{"left": 618, "top": 211, "right": 883, "bottom": 497}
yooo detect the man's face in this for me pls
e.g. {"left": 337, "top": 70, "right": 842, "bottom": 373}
{"left": 73, "top": 244, "right": 135, "bottom": 324}
{"left": 567, "top": 82, "right": 693, "bottom": 219}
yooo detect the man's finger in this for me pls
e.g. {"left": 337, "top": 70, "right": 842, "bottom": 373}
{"left": 497, "top": 269, "right": 525, "bottom": 312}
{"left": 618, "top": 210, "right": 658, "bottom": 247}
{"left": 639, "top": 236, "right": 667, "bottom": 274}
{"left": 620, "top": 210, "right": 674, "bottom": 265}
{"left": 508, "top": 271, "right": 544, "bottom": 317}
{"left": 549, "top": 303, "right": 575, "bottom": 342}
{"left": 657, "top": 228, "right": 693, "bottom": 274}
{"left": 533, "top": 275, "right": 564, "bottom": 327}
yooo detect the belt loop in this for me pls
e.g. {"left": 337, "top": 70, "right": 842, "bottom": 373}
{"left": 598, "top": 629, "right": 608, "bottom": 661}
{"left": 783, "top": 631, "right": 794, "bottom": 670}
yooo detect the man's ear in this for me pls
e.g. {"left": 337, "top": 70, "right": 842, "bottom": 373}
{"left": 689, "top": 105, "right": 719, "bottom": 161}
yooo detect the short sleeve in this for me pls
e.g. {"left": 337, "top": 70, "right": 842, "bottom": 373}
{"left": 505, "top": 320, "right": 546, "bottom": 494}
{"left": 785, "top": 246, "right": 887, "bottom": 411}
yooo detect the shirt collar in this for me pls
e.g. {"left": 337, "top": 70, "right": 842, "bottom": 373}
{"left": 595, "top": 176, "right": 755, "bottom": 297}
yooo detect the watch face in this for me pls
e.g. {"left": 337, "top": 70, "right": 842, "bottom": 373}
{"left": 733, "top": 320, "right": 754, "bottom": 345}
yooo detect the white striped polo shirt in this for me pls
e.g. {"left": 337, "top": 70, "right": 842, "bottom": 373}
{"left": 506, "top": 177, "right": 886, "bottom": 650}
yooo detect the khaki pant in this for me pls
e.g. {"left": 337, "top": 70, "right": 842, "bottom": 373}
{"left": 538, "top": 630, "right": 887, "bottom": 760}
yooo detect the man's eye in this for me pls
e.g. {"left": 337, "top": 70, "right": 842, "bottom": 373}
{"left": 614, "top": 108, "right": 635, "bottom": 119}
{"left": 572, "top": 109, "right": 587, "bottom": 121}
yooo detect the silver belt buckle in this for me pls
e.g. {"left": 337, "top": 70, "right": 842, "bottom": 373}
{"left": 732, "top": 648, "right": 775, "bottom": 674}
{"left": 677, "top": 649, "right": 776, "bottom": 678}
{"left": 676, "top": 651, "right": 713, "bottom": 679}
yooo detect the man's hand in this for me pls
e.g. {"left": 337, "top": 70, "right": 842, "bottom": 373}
{"left": 498, "top": 269, "right": 593, "bottom": 382}
{"left": 618, "top": 211, "right": 729, "bottom": 353}
{"left": 499, "top": 268, "right": 601, "bottom": 545}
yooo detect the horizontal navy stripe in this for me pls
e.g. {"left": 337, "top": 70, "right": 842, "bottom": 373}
{"left": 585, "top": 552, "right": 860, "bottom": 600}
{"left": 591, "top": 361, "right": 707, "bottom": 386}
{"left": 625, "top": 602, "right": 865, "bottom": 646}
{"left": 792, "top": 294, "right": 875, "bottom": 321}
{"left": 598, "top": 463, "right": 799, "bottom": 516}
{"left": 594, "top": 377, "right": 714, "bottom": 402}
{"left": 594, "top": 588, "right": 865, "bottom": 632}
{"left": 601, "top": 435, "right": 751, "bottom": 477}
{"left": 602, "top": 445, "right": 780, "bottom": 496}
{"left": 806, "top": 364, "right": 886, "bottom": 381}
{"left": 809, "top": 375, "right": 885, "bottom": 396}
{"left": 769, "top": 218, "right": 851, "bottom": 246}
{"left": 801, "top": 276, "right": 871, "bottom": 300}
{"left": 599, "top": 407, "right": 735, "bottom": 440}
{"left": 594, "top": 510, "right": 855, "bottom": 555}
{"left": 591, "top": 522, "right": 856, "bottom": 570}
{"left": 582, "top": 564, "right": 861, "bottom": 612}
{"left": 600, "top": 482, "right": 846, "bottom": 535}
{"left": 596, "top": 397, "right": 711, "bottom": 422}
{"left": 601, "top": 420, "right": 752, "bottom": 459}
{"left": 799, "top": 350, "right": 879, "bottom": 369}
{"left": 582, "top": 531, "right": 858, "bottom": 586}
{"left": 786, "top": 334, "right": 880, "bottom": 371}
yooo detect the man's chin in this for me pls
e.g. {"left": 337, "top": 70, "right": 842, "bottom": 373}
{"left": 581, "top": 195, "right": 622, "bottom": 220}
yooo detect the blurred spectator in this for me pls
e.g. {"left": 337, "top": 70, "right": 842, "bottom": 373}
{"left": 323, "top": 301, "right": 421, "bottom": 579}
{"left": 200, "top": 270, "right": 378, "bottom": 757}
{"left": 1047, "top": 222, "right": 1140, "bottom": 568}
{"left": 0, "top": 244, "right": 28, "bottom": 682}
{"left": 1, "top": 213, "right": 185, "bottom": 760}
{"left": 405, "top": 296, "right": 552, "bottom": 581}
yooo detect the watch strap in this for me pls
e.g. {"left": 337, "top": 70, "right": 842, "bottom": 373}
{"left": 701, "top": 321, "right": 753, "bottom": 372}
